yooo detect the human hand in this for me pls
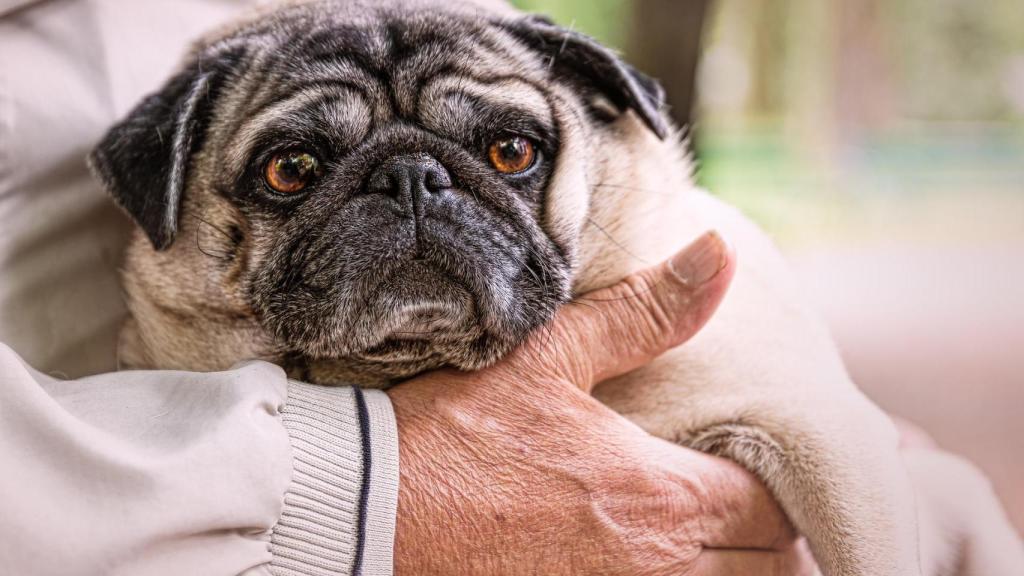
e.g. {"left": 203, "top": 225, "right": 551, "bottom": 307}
{"left": 388, "top": 231, "right": 818, "bottom": 575}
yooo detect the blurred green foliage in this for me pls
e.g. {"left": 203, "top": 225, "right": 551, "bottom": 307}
{"left": 509, "top": 0, "right": 630, "bottom": 49}
{"left": 884, "top": 0, "right": 1024, "bottom": 121}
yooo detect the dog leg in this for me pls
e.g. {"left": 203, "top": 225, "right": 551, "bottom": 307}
{"left": 615, "top": 376, "right": 923, "bottom": 576}
{"left": 679, "top": 411, "right": 921, "bottom": 576}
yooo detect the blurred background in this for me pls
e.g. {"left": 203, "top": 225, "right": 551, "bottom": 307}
{"left": 513, "top": 0, "right": 1024, "bottom": 531}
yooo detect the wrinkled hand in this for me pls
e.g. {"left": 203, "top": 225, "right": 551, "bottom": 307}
{"left": 389, "top": 232, "right": 817, "bottom": 575}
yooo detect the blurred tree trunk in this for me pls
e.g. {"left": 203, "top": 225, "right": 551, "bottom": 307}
{"left": 628, "top": 0, "right": 712, "bottom": 141}
{"left": 836, "top": 0, "right": 895, "bottom": 142}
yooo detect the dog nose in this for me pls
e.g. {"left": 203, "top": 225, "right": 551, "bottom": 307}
{"left": 365, "top": 154, "right": 452, "bottom": 211}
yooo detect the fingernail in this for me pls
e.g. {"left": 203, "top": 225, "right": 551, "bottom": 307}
{"left": 669, "top": 231, "right": 729, "bottom": 287}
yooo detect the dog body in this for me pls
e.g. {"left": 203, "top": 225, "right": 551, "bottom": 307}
{"left": 90, "top": 1, "right": 1023, "bottom": 575}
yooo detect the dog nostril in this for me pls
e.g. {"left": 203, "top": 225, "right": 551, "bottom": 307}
{"left": 424, "top": 166, "right": 452, "bottom": 193}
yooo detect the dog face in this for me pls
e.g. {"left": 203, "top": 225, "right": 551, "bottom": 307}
{"left": 90, "top": 0, "right": 674, "bottom": 385}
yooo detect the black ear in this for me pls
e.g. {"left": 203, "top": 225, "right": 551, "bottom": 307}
{"left": 503, "top": 15, "right": 669, "bottom": 140}
{"left": 88, "top": 49, "right": 242, "bottom": 250}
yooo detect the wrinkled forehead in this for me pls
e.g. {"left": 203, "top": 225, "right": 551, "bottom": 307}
{"left": 217, "top": 8, "right": 554, "bottom": 164}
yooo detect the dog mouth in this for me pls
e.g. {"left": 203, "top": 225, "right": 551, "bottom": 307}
{"left": 385, "top": 302, "right": 463, "bottom": 340}
{"left": 346, "top": 259, "right": 481, "bottom": 359}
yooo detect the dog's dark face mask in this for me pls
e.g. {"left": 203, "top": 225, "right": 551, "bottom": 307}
{"left": 90, "top": 1, "right": 666, "bottom": 384}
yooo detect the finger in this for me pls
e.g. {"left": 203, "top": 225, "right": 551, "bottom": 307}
{"left": 693, "top": 541, "right": 819, "bottom": 576}
{"left": 652, "top": 441, "right": 799, "bottom": 551}
{"left": 518, "top": 230, "right": 735, "bottom": 393}
{"left": 695, "top": 454, "right": 797, "bottom": 550}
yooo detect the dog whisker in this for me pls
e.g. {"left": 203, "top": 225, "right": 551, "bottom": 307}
{"left": 585, "top": 217, "right": 648, "bottom": 265}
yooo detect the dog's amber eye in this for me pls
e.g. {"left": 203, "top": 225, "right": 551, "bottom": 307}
{"left": 265, "top": 151, "right": 321, "bottom": 194}
{"left": 488, "top": 137, "right": 536, "bottom": 174}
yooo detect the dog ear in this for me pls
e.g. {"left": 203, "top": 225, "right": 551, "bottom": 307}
{"left": 88, "top": 49, "right": 243, "bottom": 250}
{"left": 503, "top": 14, "right": 669, "bottom": 140}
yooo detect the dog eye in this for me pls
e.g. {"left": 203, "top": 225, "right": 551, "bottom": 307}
{"left": 488, "top": 136, "right": 536, "bottom": 175}
{"left": 264, "top": 151, "right": 322, "bottom": 194}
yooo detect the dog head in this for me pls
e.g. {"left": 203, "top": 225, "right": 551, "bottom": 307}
{"left": 90, "top": 0, "right": 678, "bottom": 385}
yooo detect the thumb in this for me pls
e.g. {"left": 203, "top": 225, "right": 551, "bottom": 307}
{"left": 515, "top": 231, "right": 735, "bottom": 392}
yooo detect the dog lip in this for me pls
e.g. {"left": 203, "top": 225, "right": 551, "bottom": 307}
{"left": 345, "top": 259, "right": 479, "bottom": 351}
{"left": 358, "top": 338, "right": 440, "bottom": 362}
{"left": 386, "top": 300, "right": 467, "bottom": 340}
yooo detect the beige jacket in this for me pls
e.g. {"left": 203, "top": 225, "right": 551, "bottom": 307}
{"left": 0, "top": 2, "right": 398, "bottom": 575}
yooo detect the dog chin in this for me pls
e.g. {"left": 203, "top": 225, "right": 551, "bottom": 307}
{"left": 355, "top": 299, "right": 480, "bottom": 363}
{"left": 349, "top": 260, "right": 480, "bottom": 347}
{"left": 299, "top": 320, "right": 495, "bottom": 388}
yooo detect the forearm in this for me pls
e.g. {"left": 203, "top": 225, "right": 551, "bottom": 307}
{"left": 0, "top": 344, "right": 398, "bottom": 576}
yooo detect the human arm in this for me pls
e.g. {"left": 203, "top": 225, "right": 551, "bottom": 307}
{"left": 0, "top": 351, "right": 397, "bottom": 576}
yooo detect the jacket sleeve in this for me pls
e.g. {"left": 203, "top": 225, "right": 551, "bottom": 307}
{"left": 0, "top": 343, "right": 398, "bottom": 576}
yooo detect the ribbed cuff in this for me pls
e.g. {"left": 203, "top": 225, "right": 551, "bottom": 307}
{"left": 359, "top": 389, "right": 399, "bottom": 576}
{"left": 271, "top": 382, "right": 399, "bottom": 576}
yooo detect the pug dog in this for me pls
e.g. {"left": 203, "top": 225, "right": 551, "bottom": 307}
{"left": 88, "top": 0, "right": 1022, "bottom": 575}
